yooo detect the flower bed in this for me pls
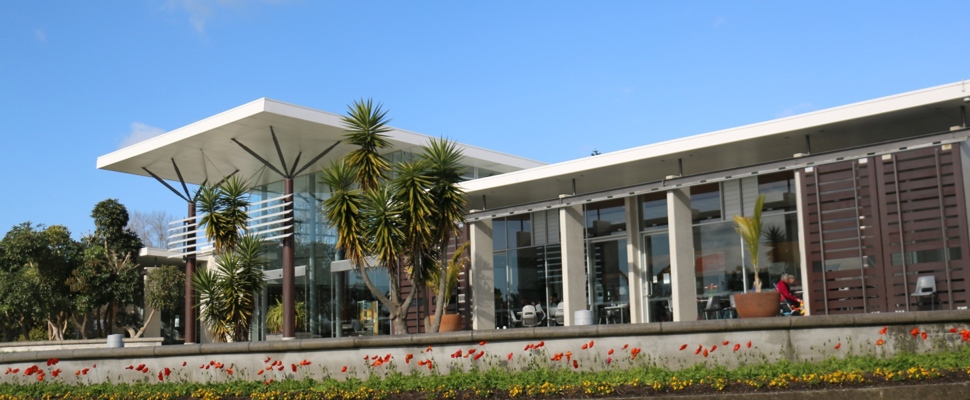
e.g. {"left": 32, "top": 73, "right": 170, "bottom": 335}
{"left": 0, "top": 325, "right": 969, "bottom": 399}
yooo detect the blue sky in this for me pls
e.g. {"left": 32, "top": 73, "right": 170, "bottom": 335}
{"left": 1, "top": 1, "right": 968, "bottom": 239}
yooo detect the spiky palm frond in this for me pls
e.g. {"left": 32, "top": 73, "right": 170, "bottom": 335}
{"left": 391, "top": 160, "right": 435, "bottom": 274}
{"left": 217, "top": 176, "right": 251, "bottom": 252}
{"left": 421, "top": 138, "right": 467, "bottom": 243}
{"left": 362, "top": 187, "right": 405, "bottom": 274}
{"left": 342, "top": 99, "right": 391, "bottom": 191}
{"left": 320, "top": 161, "right": 367, "bottom": 267}
{"left": 734, "top": 194, "right": 766, "bottom": 291}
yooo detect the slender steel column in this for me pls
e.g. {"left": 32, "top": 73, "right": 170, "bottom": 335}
{"left": 282, "top": 178, "right": 296, "bottom": 339}
{"left": 184, "top": 202, "right": 197, "bottom": 344}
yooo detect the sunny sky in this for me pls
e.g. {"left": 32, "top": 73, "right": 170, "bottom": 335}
{"left": 1, "top": 0, "right": 968, "bottom": 239}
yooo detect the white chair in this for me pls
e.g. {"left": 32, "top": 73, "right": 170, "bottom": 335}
{"left": 521, "top": 305, "right": 539, "bottom": 327}
{"left": 534, "top": 303, "right": 547, "bottom": 324}
{"left": 911, "top": 275, "right": 938, "bottom": 310}
{"left": 554, "top": 304, "right": 565, "bottom": 325}
{"left": 508, "top": 309, "right": 521, "bottom": 328}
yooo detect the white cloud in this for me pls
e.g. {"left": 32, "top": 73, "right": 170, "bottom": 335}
{"left": 34, "top": 28, "right": 46, "bottom": 43}
{"left": 713, "top": 16, "right": 727, "bottom": 28}
{"left": 776, "top": 103, "right": 815, "bottom": 118}
{"left": 120, "top": 122, "right": 166, "bottom": 149}
{"left": 167, "top": 0, "right": 286, "bottom": 33}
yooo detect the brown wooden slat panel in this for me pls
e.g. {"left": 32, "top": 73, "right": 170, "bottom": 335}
{"left": 821, "top": 218, "right": 863, "bottom": 231}
{"left": 815, "top": 168, "right": 857, "bottom": 182}
{"left": 817, "top": 179, "right": 859, "bottom": 192}
{"left": 820, "top": 229, "right": 865, "bottom": 241}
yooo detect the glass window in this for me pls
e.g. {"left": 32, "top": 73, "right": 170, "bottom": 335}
{"left": 588, "top": 239, "right": 629, "bottom": 324}
{"left": 639, "top": 192, "right": 668, "bottom": 230}
{"left": 759, "top": 171, "right": 797, "bottom": 212}
{"left": 585, "top": 199, "right": 626, "bottom": 238}
{"left": 690, "top": 183, "right": 721, "bottom": 223}
{"left": 493, "top": 219, "right": 508, "bottom": 251}
{"left": 506, "top": 214, "right": 532, "bottom": 248}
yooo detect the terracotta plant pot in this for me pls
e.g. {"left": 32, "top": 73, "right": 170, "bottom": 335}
{"left": 428, "top": 313, "right": 464, "bottom": 332}
{"left": 733, "top": 291, "right": 780, "bottom": 318}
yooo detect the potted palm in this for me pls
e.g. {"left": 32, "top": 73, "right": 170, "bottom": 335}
{"left": 732, "top": 194, "right": 780, "bottom": 318}
{"left": 425, "top": 242, "right": 469, "bottom": 332}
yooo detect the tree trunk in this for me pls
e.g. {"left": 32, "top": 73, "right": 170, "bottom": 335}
{"left": 125, "top": 309, "right": 154, "bottom": 339}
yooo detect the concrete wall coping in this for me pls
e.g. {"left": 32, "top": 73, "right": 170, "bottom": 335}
{"left": 1, "top": 310, "right": 965, "bottom": 364}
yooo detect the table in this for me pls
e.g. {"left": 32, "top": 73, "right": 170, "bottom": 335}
{"left": 601, "top": 303, "right": 629, "bottom": 324}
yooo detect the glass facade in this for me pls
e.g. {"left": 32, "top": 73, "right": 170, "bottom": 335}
{"left": 492, "top": 211, "right": 562, "bottom": 328}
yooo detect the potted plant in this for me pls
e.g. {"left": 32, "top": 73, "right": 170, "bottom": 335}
{"left": 732, "top": 194, "right": 780, "bottom": 318}
{"left": 425, "top": 242, "right": 469, "bottom": 332}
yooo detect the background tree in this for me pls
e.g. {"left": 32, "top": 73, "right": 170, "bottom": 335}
{"left": 78, "top": 199, "right": 145, "bottom": 338}
{"left": 0, "top": 222, "right": 82, "bottom": 340}
{"left": 117, "top": 265, "right": 186, "bottom": 338}
{"left": 127, "top": 210, "right": 175, "bottom": 248}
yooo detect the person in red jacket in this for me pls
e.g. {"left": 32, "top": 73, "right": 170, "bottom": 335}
{"left": 776, "top": 273, "right": 802, "bottom": 315}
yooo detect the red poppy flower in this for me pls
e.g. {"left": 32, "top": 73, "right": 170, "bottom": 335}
{"left": 341, "top": 366, "right": 348, "bottom": 373}
{"left": 479, "top": 341, "right": 487, "bottom": 346}
{"left": 710, "top": 345, "right": 717, "bottom": 352}
{"left": 921, "top": 332, "right": 928, "bottom": 340}
{"left": 588, "top": 340, "right": 595, "bottom": 348}
{"left": 257, "top": 370, "right": 264, "bottom": 376}
{"left": 81, "top": 368, "right": 88, "bottom": 375}
{"left": 537, "top": 341, "right": 545, "bottom": 348}
{"left": 910, "top": 327, "right": 920, "bottom": 337}
{"left": 164, "top": 367, "right": 171, "bottom": 377}
{"left": 679, "top": 344, "right": 688, "bottom": 351}
{"left": 52, "top": 369, "right": 60, "bottom": 377}
{"left": 722, "top": 341, "right": 730, "bottom": 346}
{"left": 950, "top": 327, "right": 958, "bottom": 333}
{"left": 182, "top": 361, "right": 187, "bottom": 367}
{"left": 581, "top": 343, "right": 588, "bottom": 350}
{"left": 876, "top": 339, "right": 885, "bottom": 346}
{"left": 572, "top": 360, "right": 579, "bottom": 369}
{"left": 37, "top": 374, "right": 43, "bottom": 382}
{"left": 426, "top": 345, "right": 433, "bottom": 352}
{"left": 606, "top": 356, "right": 613, "bottom": 364}
{"left": 733, "top": 343, "right": 741, "bottom": 352}
{"left": 264, "top": 357, "right": 271, "bottom": 363}
{"left": 608, "top": 349, "right": 614, "bottom": 355}
{"left": 74, "top": 370, "right": 81, "bottom": 376}
{"left": 473, "top": 351, "right": 484, "bottom": 360}
{"left": 507, "top": 352, "right": 513, "bottom": 361}
{"left": 622, "top": 344, "right": 629, "bottom": 350}
{"left": 835, "top": 343, "right": 841, "bottom": 350}
{"left": 703, "top": 349, "right": 709, "bottom": 357}
{"left": 746, "top": 341, "right": 752, "bottom": 348}
{"left": 291, "top": 364, "right": 297, "bottom": 372}
{"left": 879, "top": 326, "right": 888, "bottom": 335}
{"left": 157, "top": 372, "right": 163, "bottom": 381}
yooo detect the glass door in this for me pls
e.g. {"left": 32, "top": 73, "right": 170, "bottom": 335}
{"left": 641, "top": 232, "right": 671, "bottom": 322}
{"left": 587, "top": 238, "right": 628, "bottom": 324}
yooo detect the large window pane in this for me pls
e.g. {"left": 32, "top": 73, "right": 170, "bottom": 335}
{"left": 639, "top": 192, "right": 668, "bottom": 230}
{"left": 588, "top": 239, "right": 629, "bottom": 324}
{"left": 585, "top": 199, "right": 626, "bottom": 238}
{"left": 690, "top": 183, "right": 721, "bottom": 222}
{"left": 759, "top": 171, "right": 797, "bottom": 213}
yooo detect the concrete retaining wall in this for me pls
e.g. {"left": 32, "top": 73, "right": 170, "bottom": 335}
{"left": 0, "top": 337, "right": 163, "bottom": 353}
{"left": 0, "top": 311, "right": 966, "bottom": 385}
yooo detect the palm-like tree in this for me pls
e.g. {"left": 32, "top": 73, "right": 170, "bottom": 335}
{"left": 193, "top": 234, "right": 265, "bottom": 342}
{"left": 420, "top": 138, "right": 467, "bottom": 332}
{"left": 321, "top": 100, "right": 468, "bottom": 334}
{"left": 734, "top": 194, "right": 766, "bottom": 292}
{"left": 342, "top": 98, "right": 392, "bottom": 191}
{"left": 197, "top": 176, "right": 251, "bottom": 254}
{"left": 194, "top": 176, "right": 265, "bottom": 342}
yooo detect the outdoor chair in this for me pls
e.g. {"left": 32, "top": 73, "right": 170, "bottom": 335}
{"left": 911, "top": 275, "right": 938, "bottom": 310}
{"left": 703, "top": 296, "right": 722, "bottom": 320}
{"left": 508, "top": 309, "right": 521, "bottom": 328}
{"left": 521, "top": 305, "right": 539, "bottom": 327}
{"left": 553, "top": 304, "right": 565, "bottom": 325}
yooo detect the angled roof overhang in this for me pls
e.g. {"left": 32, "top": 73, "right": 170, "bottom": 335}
{"left": 97, "top": 98, "right": 543, "bottom": 189}
{"left": 463, "top": 80, "right": 970, "bottom": 213}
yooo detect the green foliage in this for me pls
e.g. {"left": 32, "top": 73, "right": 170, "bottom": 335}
{"left": 733, "top": 194, "right": 766, "bottom": 291}
{"left": 425, "top": 241, "right": 470, "bottom": 310}
{"left": 193, "top": 235, "right": 265, "bottom": 342}
{"left": 197, "top": 176, "right": 252, "bottom": 255}
{"left": 266, "top": 299, "right": 306, "bottom": 334}
{"left": 145, "top": 265, "right": 185, "bottom": 313}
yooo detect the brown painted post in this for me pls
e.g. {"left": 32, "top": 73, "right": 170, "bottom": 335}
{"left": 184, "top": 202, "right": 197, "bottom": 344}
{"left": 283, "top": 178, "right": 295, "bottom": 339}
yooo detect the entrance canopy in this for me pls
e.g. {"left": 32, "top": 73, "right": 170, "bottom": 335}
{"left": 97, "top": 98, "right": 543, "bottom": 187}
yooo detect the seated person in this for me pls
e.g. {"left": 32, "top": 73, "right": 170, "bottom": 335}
{"left": 776, "top": 273, "right": 803, "bottom": 316}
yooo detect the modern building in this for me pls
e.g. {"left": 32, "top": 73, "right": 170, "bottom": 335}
{"left": 99, "top": 81, "right": 970, "bottom": 340}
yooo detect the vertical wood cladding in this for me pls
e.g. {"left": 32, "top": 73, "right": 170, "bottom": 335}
{"left": 800, "top": 145, "right": 969, "bottom": 315}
